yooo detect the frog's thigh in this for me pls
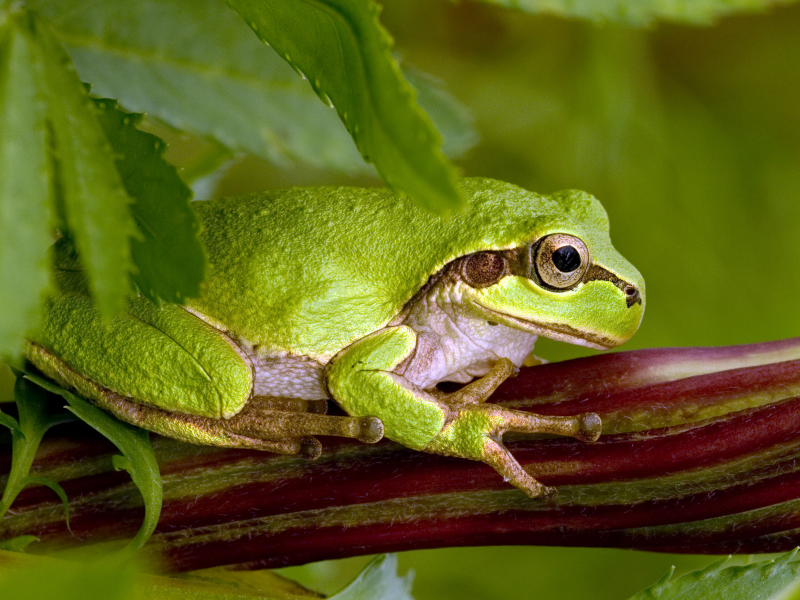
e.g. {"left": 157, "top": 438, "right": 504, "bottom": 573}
{"left": 327, "top": 326, "right": 447, "bottom": 451}
{"left": 30, "top": 292, "right": 253, "bottom": 420}
{"left": 29, "top": 341, "right": 319, "bottom": 455}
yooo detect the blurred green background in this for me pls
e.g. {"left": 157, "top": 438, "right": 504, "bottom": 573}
{"left": 3, "top": 1, "right": 799, "bottom": 597}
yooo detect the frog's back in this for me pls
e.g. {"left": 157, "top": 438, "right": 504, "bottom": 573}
{"left": 188, "top": 178, "right": 605, "bottom": 360}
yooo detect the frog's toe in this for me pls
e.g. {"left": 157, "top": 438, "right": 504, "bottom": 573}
{"left": 481, "top": 438, "right": 555, "bottom": 499}
{"left": 493, "top": 406, "right": 604, "bottom": 443}
{"left": 540, "top": 485, "right": 558, "bottom": 502}
{"left": 299, "top": 436, "right": 323, "bottom": 459}
{"left": 576, "top": 412, "right": 602, "bottom": 442}
{"left": 357, "top": 416, "right": 384, "bottom": 444}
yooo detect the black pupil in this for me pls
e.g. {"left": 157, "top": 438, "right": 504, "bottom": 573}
{"left": 552, "top": 245, "right": 581, "bottom": 273}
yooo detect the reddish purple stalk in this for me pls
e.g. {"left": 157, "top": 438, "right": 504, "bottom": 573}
{"left": 2, "top": 338, "right": 800, "bottom": 570}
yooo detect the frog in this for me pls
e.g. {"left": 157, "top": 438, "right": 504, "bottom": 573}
{"left": 27, "top": 177, "right": 644, "bottom": 499}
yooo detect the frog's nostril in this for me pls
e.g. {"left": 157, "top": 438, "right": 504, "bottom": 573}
{"left": 624, "top": 285, "right": 641, "bottom": 308}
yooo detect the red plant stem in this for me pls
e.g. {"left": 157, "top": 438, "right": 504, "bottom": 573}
{"left": 1, "top": 339, "right": 800, "bottom": 570}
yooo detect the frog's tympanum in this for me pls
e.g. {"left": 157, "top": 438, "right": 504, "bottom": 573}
{"left": 28, "top": 178, "right": 644, "bottom": 498}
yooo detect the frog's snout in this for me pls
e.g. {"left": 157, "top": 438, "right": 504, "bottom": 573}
{"left": 584, "top": 263, "right": 643, "bottom": 310}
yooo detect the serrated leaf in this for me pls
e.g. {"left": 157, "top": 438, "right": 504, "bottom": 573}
{"left": 92, "top": 99, "right": 205, "bottom": 304}
{"left": 477, "top": 0, "right": 797, "bottom": 26}
{"left": 331, "top": 555, "right": 415, "bottom": 600}
{"left": 224, "top": 0, "right": 463, "bottom": 212}
{"left": 28, "top": 0, "right": 475, "bottom": 177}
{"left": 630, "top": 550, "right": 800, "bottom": 600}
{"left": 0, "top": 11, "right": 52, "bottom": 362}
{"left": 30, "top": 10, "right": 138, "bottom": 317}
{"left": 24, "top": 372, "right": 162, "bottom": 555}
{"left": 31, "top": 0, "right": 367, "bottom": 173}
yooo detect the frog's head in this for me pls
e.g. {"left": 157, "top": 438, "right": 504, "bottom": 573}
{"left": 458, "top": 190, "right": 644, "bottom": 350}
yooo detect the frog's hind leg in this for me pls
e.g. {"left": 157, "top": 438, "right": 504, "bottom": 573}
{"left": 27, "top": 343, "right": 382, "bottom": 459}
{"left": 96, "top": 393, "right": 384, "bottom": 459}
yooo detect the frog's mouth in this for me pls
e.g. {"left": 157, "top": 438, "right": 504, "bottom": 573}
{"left": 469, "top": 302, "right": 616, "bottom": 350}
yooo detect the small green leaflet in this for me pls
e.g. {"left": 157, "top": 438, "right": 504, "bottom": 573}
{"left": 24, "top": 373, "right": 163, "bottom": 556}
{"left": 92, "top": 98, "right": 205, "bottom": 305}
{"left": 331, "top": 555, "right": 416, "bottom": 600}
{"left": 224, "top": 0, "right": 464, "bottom": 213}
{"left": 476, "top": 0, "right": 797, "bottom": 26}
{"left": 630, "top": 549, "right": 800, "bottom": 600}
{"left": 0, "top": 408, "right": 20, "bottom": 433}
{"left": 0, "top": 376, "right": 72, "bottom": 527}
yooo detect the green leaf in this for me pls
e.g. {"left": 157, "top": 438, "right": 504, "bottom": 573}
{"left": 629, "top": 550, "right": 800, "bottom": 600}
{"left": 29, "top": 0, "right": 474, "bottom": 177}
{"left": 476, "top": 0, "right": 797, "bottom": 26}
{"left": 31, "top": 9, "right": 138, "bottom": 317}
{"left": 0, "top": 376, "right": 65, "bottom": 519}
{"left": 0, "top": 408, "right": 20, "bottom": 433}
{"left": 331, "top": 555, "right": 416, "bottom": 600}
{"left": 0, "top": 536, "right": 38, "bottom": 552}
{"left": 224, "top": 0, "right": 463, "bottom": 212}
{"left": 32, "top": 0, "right": 367, "bottom": 173}
{"left": 24, "top": 372, "right": 162, "bottom": 556}
{"left": 92, "top": 98, "right": 205, "bottom": 304}
{"left": 0, "top": 11, "right": 53, "bottom": 362}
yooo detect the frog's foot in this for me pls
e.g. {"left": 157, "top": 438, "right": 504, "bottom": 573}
{"left": 425, "top": 403, "right": 601, "bottom": 499}
{"left": 75, "top": 384, "right": 382, "bottom": 459}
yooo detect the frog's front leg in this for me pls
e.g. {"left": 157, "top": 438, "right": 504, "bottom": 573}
{"left": 328, "top": 327, "right": 601, "bottom": 499}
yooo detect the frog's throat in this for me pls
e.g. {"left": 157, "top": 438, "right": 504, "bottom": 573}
{"left": 466, "top": 302, "right": 614, "bottom": 350}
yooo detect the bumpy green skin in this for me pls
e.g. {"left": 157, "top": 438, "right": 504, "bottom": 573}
{"left": 188, "top": 179, "right": 641, "bottom": 358}
{"left": 29, "top": 178, "right": 644, "bottom": 460}
{"left": 37, "top": 293, "right": 252, "bottom": 419}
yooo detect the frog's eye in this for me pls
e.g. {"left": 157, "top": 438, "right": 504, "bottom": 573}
{"left": 534, "top": 234, "right": 590, "bottom": 289}
{"left": 463, "top": 252, "right": 508, "bottom": 287}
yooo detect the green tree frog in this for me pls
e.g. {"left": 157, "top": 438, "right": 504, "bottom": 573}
{"left": 27, "top": 178, "right": 644, "bottom": 498}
